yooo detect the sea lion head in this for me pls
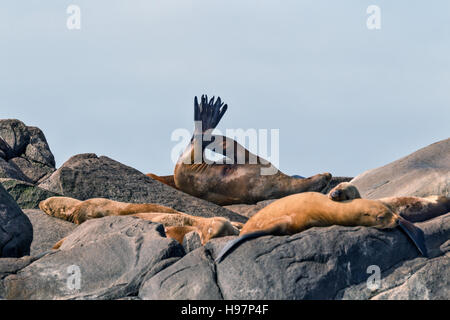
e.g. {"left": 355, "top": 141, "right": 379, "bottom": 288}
{"left": 354, "top": 200, "right": 400, "bottom": 229}
{"left": 200, "top": 217, "right": 240, "bottom": 244}
{"left": 329, "top": 182, "right": 362, "bottom": 201}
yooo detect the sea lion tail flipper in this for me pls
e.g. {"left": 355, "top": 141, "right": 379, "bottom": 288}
{"left": 398, "top": 217, "right": 428, "bottom": 257}
{"left": 194, "top": 95, "right": 228, "bottom": 133}
{"left": 215, "top": 231, "right": 269, "bottom": 263}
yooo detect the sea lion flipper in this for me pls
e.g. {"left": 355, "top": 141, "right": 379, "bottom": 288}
{"left": 215, "top": 231, "right": 269, "bottom": 263}
{"left": 398, "top": 217, "right": 428, "bottom": 257}
{"left": 194, "top": 95, "right": 228, "bottom": 133}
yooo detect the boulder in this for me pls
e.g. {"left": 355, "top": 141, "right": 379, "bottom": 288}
{"left": 38, "top": 154, "right": 247, "bottom": 223}
{"left": 138, "top": 212, "right": 449, "bottom": 300}
{"left": 0, "top": 120, "right": 30, "bottom": 158}
{"left": 337, "top": 253, "right": 449, "bottom": 300}
{"left": 24, "top": 127, "right": 56, "bottom": 168}
{"left": 23, "top": 209, "right": 76, "bottom": 256}
{"left": 0, "top": 138, "right": 13, "bottom": 160}
{"left": 7, "top": 158, "right": 55, "bottom": 184}
{"left": 0, "top": 184, "right": 33, "bottom": 258}
{"left": 139, "top": 247, "right": 222, "bottom": 300}
{"left": 182, "top": 231, "right": 202, "bottom": 254}
{"left": 0, "top": 158, "right": 30, "bottom": 183}
{"left": 3, "top": 216, "right": 185, "bottom": 299}
{"left": 351, "top": 138, "right": 450, "bottom": 198}
{"left": 0, "top": 120, "right": 56, "bottom": 184}
{"left": 0, "top": 178, "right": 60, "bottom": 209}
{"left": 0, "top": 256, "right": 36, "bottom": 298}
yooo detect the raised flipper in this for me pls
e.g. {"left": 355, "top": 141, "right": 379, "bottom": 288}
{"left": 194, "top": 95, "right": 228, "bottom": 134}
{"left": 398, "top": 217, "right": 428, "bottom": 257}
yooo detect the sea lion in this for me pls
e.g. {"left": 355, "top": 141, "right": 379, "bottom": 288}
{"left": 40, "top": 197, "right": 240, "bottom": 246}
{"left": 41, "top": 197, "right": 180, "bottom": 224}
{"left": 146, "top": 173, "right": 178, "bottom": 189}
{"left": 215, "top": 192, "right": 428, "bottom": 262}
{"left": 328, "top": 182, "right": 361, "bottom": 201}
{"left": 173, "top": 95, "right": 332, "bottom": 205}
{"left": 132, "top": 212, "right": 239, "bottom": 244}
{"left": 39, "top": 197, "right": 82, "bottom": 220}
{"left": 328, "top": 182, "right": 450, "bottom": 222}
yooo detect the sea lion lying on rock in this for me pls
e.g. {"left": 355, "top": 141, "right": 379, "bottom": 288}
{"left": 39, "top": 197, "right": 242, "bottom": 245}
{"left": 328, "top": 182, "right": 450, "bottom": 222}
{"left": 215, "top": 192, "right": 428, "bottom": 262}
{"left": 173, "top": 95, "right": 332, "bottom": 205}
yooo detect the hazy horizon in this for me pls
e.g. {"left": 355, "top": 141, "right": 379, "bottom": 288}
{"left": 1, "top": 1, "right": 449, "bottom": 178}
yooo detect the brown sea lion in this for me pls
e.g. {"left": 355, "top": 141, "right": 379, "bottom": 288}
{"left": 146, "top": 173, "right": 178, "bottom": 189}
{"left": 41, "top": 197, "right": 240, "bottom": 246}
{"left": 215, "top": 192, "right": 428, "bottom": 262}
{"left": 132, "top": 212, "right": 239, "bottom": 244}
{"left": 328, "top": 182, "right": 450, "bottom": 222}
{"left": 173, "top": 95, "right": 332, "bottom": 205}
{"left": 39, "top": 197, "right": 82, "bottom": 220}
{"left": 40, "top": 197, "right": 180, "bottom": 224}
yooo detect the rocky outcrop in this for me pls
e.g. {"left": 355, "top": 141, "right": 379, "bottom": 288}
{"left": 351, "top": 138, "right": 450, "bottom": 199}
{"left": 38, "top": 154, "right": 247, "bottom": 223}
{"left": 138, "top": 212, "right": 449, "bottom": 300}
{"left": 0, "top": 120, "right": 56, "bottom": 184}
{"left": 0, "top": 178, "right": 61, "bottom": 209}
{"left": 3, "top": 216, "right": 184, "bottom": 299}
{"left": 23, "top": 209, "right": 76, "bottom": 257}
{"left": 0, "top": 184, "right": 33, "bottom": 258}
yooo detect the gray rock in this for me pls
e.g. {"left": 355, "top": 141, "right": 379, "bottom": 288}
{"left": 0, "top": 120, "right": 56, "bottom": 185}
{"left": 150, "top": 212, "right": 449, "bottom": 300}
{"left": 0, "top": 120, "right": 30, "bottom": 158}
{"left": 24, "top": 127, "right": 56, "bottom": 168}
{"left": 0, "top": 256, "right": 35, "bottom": 298}
{"left": 351, "top": 138, "right": 450, "bottom": 198}
{"left": 139, "top": 247, "right": 222, "bottom": 300}
{"left": 0, "top": 158, "right": 30, "bottom": 183}
{"left": 23, "top": 209, "right": 76, "bottom": 257}
{"left": 213, "top": 214, "right": 449, "bottom": 299}
{"left": 3, "top": 216, "right": 185, "bottom": 299}
{"left": 8, "top": 157, "right": 55, "bottom": 184}
{"left": 182, "top": 231, "right": 202, "bottom": 253}
{"left": 0, "top": 184, "right": 33, "bottom": 258}
{"left": 338, "top": 253, "right": 450, "bottom": 300}
{"left": 38, "top": 154, "right": 247, "bottom": 223}
{"left": 0, "top": 178, "right": 61, "bottom": 209}
{"left": 0, "top": 138, "right": 13, "bottom": 160}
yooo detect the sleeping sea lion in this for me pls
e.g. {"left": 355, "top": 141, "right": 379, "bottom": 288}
{"left": 39, "top": 197, "right": 82, "bottom": 220}
{"left": 328, "top": 182, "right": 450, "bottom": 222}
{"left": 173, "top": 95, "right": 332, "bottom": 205}
{"left": 40, "top": 197, "right": 240, "bottom": 246}
{"left": 215, "top": 192, "right": 428, "bottom": 262}
{"left": 40, "top": 197, "right": 180, "bottom": 224}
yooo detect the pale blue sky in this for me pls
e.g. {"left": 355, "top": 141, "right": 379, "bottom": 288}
{"left": 1, "top": 1, "right": 449, "bottom": 177}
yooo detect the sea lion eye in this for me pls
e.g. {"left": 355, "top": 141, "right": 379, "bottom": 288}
{"left": 376, "top": 215, "right": 385, "bottom": 221}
